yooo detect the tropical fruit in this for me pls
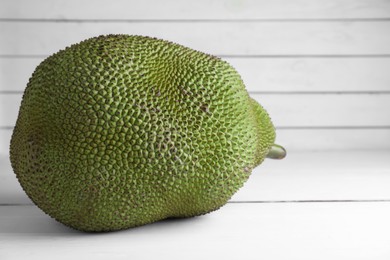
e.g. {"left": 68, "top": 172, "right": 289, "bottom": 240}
{"left": 10, "top": 35, "right": 285, "bottom": 231}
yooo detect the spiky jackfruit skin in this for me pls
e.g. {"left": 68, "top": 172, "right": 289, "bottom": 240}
{"left": 10, "top": 35, "right": 275, "bottom": 231}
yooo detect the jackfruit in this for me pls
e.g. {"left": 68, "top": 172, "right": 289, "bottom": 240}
{"left": 10, "top": 35, "right": 285, "bottom": 232}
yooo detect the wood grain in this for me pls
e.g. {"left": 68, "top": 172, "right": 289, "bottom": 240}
{"left": 2, "top": 57, "right": 390, "bottom": 92}
{"left": 1, "top": 21, "right": 389, "bottom": 56}
{"left": 2, "top": 0, "right": 390, "bottom": 20}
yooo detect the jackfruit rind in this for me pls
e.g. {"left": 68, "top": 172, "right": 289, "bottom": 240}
{"left": 10, "top": 35, "right": 276, "bottom": 231}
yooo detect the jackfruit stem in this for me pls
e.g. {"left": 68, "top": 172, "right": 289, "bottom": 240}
{"left": 266, "top": 144, "right": 286, "bottom": 160}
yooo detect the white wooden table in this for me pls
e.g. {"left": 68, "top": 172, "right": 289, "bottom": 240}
{"left": 1, "top": 0, "right": 390, "bottom": 259}
{"left": 1, "top": 151, "right": 390, "bottom": 260}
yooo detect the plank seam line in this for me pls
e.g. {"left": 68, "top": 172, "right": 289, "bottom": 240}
{"left": 2, "top": 90, "right": 390, "bottom": 95}
{"left": 1, "top": 200, "right": 390, "bottom": 206}
{"left": 250, "top": 91, "right": 390, "bottom": 95}
{"left": 1, "top": 18, "right": 390, "bottom": 23}
{"left": 229, "top": 199, "right": 390, "bottom": 203}
{"left": 2, "top": 126, "right": 390, "bottom": 130}
{"left": 277, "top": 126, "right": 390, "bottom": 130}
{"left": 2, "top": 54, "right": 390, "bottom": 59}
{"left": 222, "top": 54, "right": 390, "bottom": 58}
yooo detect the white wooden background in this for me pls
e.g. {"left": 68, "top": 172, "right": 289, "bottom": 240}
{"left": 0, "top": 1, "right": 390, "bottom": 259}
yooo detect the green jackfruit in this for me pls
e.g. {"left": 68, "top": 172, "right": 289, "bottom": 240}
{"left": 10, "top": 35, "right": 285, "bottom": 232}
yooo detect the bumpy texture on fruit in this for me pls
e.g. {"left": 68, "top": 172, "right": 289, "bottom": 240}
{"left": 10, "top": 35, "right": 276, "bottom": 231}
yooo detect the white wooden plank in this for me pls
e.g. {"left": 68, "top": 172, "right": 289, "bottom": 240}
{"left": 2, "top": 0, "right": 390, "bottom": 19}
{"left": 0, "top": 58, "right": 40, "bottom": 92}
{"left": 2, "top": 93, "right": 389, "bottom": 127}
{"left": 254, "top": 94, "right": 390, "bottom": 127}
{"left": 228, "top": 57, "right": 390, "bottom": 92}
{"left": 3, "top": 57, "right": 390, "bottom": 92}
{"left": 1, "top": 21, "right": 390, "bottom": 56}
{"left": 0, "top": 94, "right": 19, "bottom": 127}
{"left": 1, "top": 203, "right": 390, "bottom": 260}
{"left": 276, "top": 128, "right": 390, "bottom": 151}
{"left": 0, "top": 155, "right": 31, "bottom": 205}
{"left": 233, "top": 150, "right": 390, "bottom": 201}
{"left": 2, "top": 151, "right": 390, "bottom": 205}
{"left": 0, "top": 129, "right": 11, "bottom": 155}
{"left": 2, "top": 126, "right": 390, "bottom": 155}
